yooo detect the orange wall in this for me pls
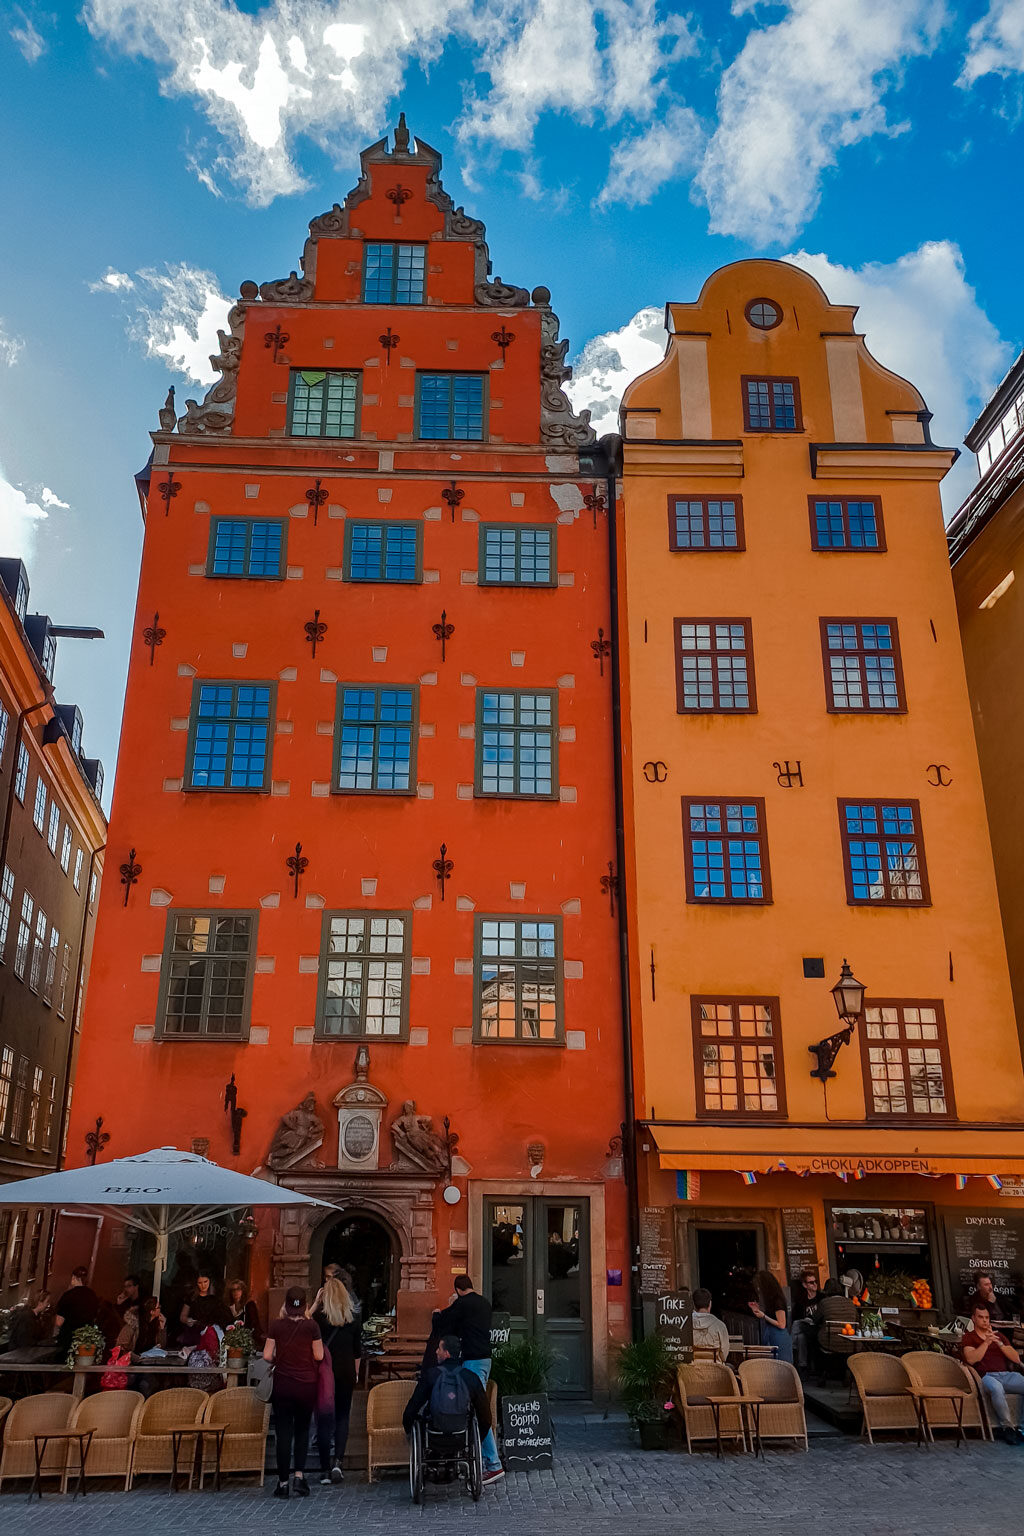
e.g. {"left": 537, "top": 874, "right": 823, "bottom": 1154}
{"left": 618, "top": 260, "right": 1023, "bottom": 1157}
{"left": 67, "top": 148, "right": 627, "bottom": 1325}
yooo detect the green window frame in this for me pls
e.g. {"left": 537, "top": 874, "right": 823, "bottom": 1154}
{"left": 185, "top": 680, "right": 276, "bottom": 792}
{"left": 333, "top": 684, "right": 418, "bottom": 795}
{"left": 315, "top": 910, "right": 412, "bottom": 1041}
{"left": 156, "top": 910, "right": 257, "bottom": 1040}
{"left": 287, "top": 369, "right": 360, "bottom": 438}
{"left": 362, "top": 243, "right": 427, "bottom": 304}
{"left": 343, "top": 520, "right": 423, "bottom": 583}
{"left": 474, "top": 915, "right": 564, "bottom": 1045}
{"left": 475, "top": 688, "right": 558, "bottom": 799}
{"left": 478, "top": 524, "right": 556, "bottom": 587}
{"left": 415, "top": 372, "right": 488, "bottom": 441}
{"left": 207, "top": 517, "right": 287, "bottom": 579}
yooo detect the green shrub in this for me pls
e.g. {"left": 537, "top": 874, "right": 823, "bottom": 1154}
{"left": 489, "top": 1337, "right": 558, "bottom": 1395}
{"left": 616, "top": 1335, "right": 675, "bottom": 1427}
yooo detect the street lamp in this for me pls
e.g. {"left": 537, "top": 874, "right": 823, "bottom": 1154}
{"left": 810, "top": 958, "right": 866, "bottom": 1082}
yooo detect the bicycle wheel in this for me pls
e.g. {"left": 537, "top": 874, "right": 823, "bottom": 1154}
{"left": 410, "top": 1420, "right": 424, "bottom": 1504}
{"left": 469, "top": 1416, "right": 483, "bottom": 1501}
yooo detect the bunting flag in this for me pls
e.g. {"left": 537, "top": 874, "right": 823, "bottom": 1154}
{"left": 776, "top": 1160, "right": 789, "bottom": 1173}
{"left": 740, "top": 1171, "right": 757, "bottom": 1186}
{"left": 675, "top": 1171, "right": 701, "bottom": 1201}
{"left": 987, "top": 1174, "right": 1004, "bottom": 1191}
{"left": 955, "top": 1174, "right": 968, "bottom": 1191}
{"left": 853, "top": 1165, "right": 866, "bottom": 1181}
{"left": 835, "top": 1171, "right": 849, "bottom": 1183}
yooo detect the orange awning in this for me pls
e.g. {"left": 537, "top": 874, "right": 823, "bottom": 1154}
{"left": 646, "top": 1124, "right": 1024, "bottom": 1177}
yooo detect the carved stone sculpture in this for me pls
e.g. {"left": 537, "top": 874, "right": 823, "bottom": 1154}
{"left": 267, "top": 1092, "right": 325, "bottom": 1171}
{"left": 308, "top": 203, "right": 348, "bottom": 238}
{"left": 158, "top": 386, "right": 176, "bottom": 432}
{"left": 259, "top": 272, "right": 314, "bottom": 303}
{"left": 538, "top": 310, "right": 596, "bottom": 447}
{"left": 475, "top": 279, "right": 531, "bottom": 308}
{"left": 177, "top": 299, "right": 247, "bottom": 436}
{"left": 391, "top": 1100, "right": 450, "bottom": 1175}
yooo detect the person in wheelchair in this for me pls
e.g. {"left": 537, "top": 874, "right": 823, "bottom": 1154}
{"left": 403, "top": 1334, "right": 493, "bottom": 1500}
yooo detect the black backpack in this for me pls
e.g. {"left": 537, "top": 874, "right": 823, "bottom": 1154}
{"left": 429, "top": 1362, "right": 472, "bottom": 1434}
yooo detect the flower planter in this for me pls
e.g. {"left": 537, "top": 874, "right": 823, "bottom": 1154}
{"left": 226, "top": 1350, "right": 246, "bottom": 1371}
{"left": 638, "top": 1420, "right": 669, "bottom": 1451}
{"left": 75, "top": 1347, "right": 96, "bottom": 1364}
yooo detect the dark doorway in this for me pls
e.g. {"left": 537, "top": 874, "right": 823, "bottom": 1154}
{"left": 695, "top": 1225, "right": 762, "bottom": 1336}
{"left": 321, "top": 1214, "right": 396, "bottom": 1318}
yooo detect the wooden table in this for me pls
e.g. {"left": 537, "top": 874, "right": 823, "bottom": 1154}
{"left": 740, "top": 1394, "right": 765, "bottom": 1459}
{"left": 166, "top": 1422, "right": 227, "bottom": 1491}
{"left": 0, "top": 1360, "right": 248, "bottom": 1399}
{"left": 911, "top": 1387, "right": 969, "bottom": 1450}
{"left": 29, "top": 1428, "right": 94, "bottom": 1501}
{"left": 705, "top": 1395, "right": 746, "bottom": 1458}
{"left": 364, "top": 1351, "right": 424, "bottom": 1386}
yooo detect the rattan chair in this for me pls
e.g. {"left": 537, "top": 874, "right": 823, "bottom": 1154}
{"left": 129, "top": 1387, "right": 209, "bottom": 1488}
{"left": 848, "top": 1352, "right": 917, "bottom": 1443}
{"left": 676, "top": 1361, "right": 746, "bottom": 1453}
{"left": 199, "top": 1386, "right": 270, "bottom": 1486}
{"left": 0, "top": 1392, "right": 75, "bottom": 1488}
{"left": 65, "top": 1390, "right": 145, "bottom": 1491}
{"left": 366, "top": 1380, "right": 414, "bottom": 1481}
{"left": 0, "top": 1396, "right": 11, "bottom": 1431}
{"left": 903, "top": 1351, "right": 990, "bottom": 1441}
{"left": 737, "top": 1358, "right": 808, "bottom": 1449}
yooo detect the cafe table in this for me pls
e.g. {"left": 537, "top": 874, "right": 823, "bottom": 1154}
{"left": 29, "top": 1427, "right": 94, "bottom": 1501}
{"left": 0, "top": 1359, "right": 249, "bottom": 1399}
{"left": 910, "top": 1386, "right": 969, "bottom": 1451}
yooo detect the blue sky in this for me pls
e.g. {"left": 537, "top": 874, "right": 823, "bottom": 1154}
{"left": 0, "top": 0, "right": 1022, "bottom": 784}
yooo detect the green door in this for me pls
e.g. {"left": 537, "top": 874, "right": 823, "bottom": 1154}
{"left": 485, "top": 1196, "right": 592, "bottom": 1398}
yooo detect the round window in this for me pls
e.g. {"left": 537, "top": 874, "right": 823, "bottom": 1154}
{"left": 745, "top": 298, "right": 782, "bottom": 330}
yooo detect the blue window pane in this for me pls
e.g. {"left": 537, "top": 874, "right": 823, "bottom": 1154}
{"left": 248, "top": 522, "right": 282, "bottom": 575}
{"left": 347, "top": 523, "right": 419, "bottom": 582}
{"left": 289, "top": 371, "right": 358, "bottom": 437}
{"left": 212, "top": 520, "right": 248, "bottom": 575}
{"left": 337, "top": 687, "right": 413, "bottom": 792}
{"left": 744, "top": 377, "right": 798, "bottom": 432}
{"left": 190, "top": 684, "right": 270, "bottom": 790}
{"left": 479, "top": 690, "right": 554, "bottom": 797}
{"left": 688, "top": 800, "right": 766, "bottom": 901}
{"left": 482, "top": 526, "right": 553, "bottom": 584}
{"left": 418, "top": 373, "right": 485, "bottom": 440}
{"left": 672, "top": 499, "right": 739, "bottom": 550}
{"left": 813, "top": 499, "right": 879, "bottom": 550}
{"left": 211, "top": 518, "right": 283, "bottom": 578}
{"left": 847, "top": 501, "right": 879, "bottom": 549}
{"left": 843, "top": 802, "right": 925, "bottom": 902}
{"left": 363, "top": 243, "right": 425, "bottom": 304}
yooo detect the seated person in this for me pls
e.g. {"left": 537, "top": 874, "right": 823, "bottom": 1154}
{"left": 691, "top": 1289, "right": 731, "bottom": 1361}
{"left": 402, "top": 1334, "right": 492, "bottom": 1453}
{"left": 790, "top": 1270, "right": 821, "bottom": 1372}
{"left": 1, "top": 1291, "right": 54, "bottom": 1358}
{"left": 961, "top": 1304, "right": 1024, "bottom": 1445}
{"left": 963, "top": 1272, "right": 1007, "bottom": 1322}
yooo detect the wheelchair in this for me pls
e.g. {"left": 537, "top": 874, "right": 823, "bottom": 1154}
{"left": 409, "top": 1410, "right": 483, "bottom": 1503}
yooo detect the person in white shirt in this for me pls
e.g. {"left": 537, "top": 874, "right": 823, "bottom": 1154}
{"left": 691, "top": 1288, "right": 732, "bottom": 1362}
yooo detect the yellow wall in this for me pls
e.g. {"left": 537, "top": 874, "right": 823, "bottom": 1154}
{"left": 619, "top": 260, "right": 1023, "bottom": 1166}
{"left": 952, "top": 479, "right": 1024, "bottom": 1050}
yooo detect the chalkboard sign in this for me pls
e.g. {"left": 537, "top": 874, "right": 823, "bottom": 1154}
{"left": 639, "top": 1207, "right": 675, "bottom": 1295}
{"left": 490, "top": 1311, "right": 512, "bottom": 1347}
{"left": 943, "top": 1209, "right": 1024, "bottom": 1312}
{"left": 782, "top": 1207, "right": 818, "bottom": 1279}
{"left": 655, "top": 1292, "right": 694, "bottom": 1364}
{"left": 501, "top": 1393, "right": 554, "bottom": 1470}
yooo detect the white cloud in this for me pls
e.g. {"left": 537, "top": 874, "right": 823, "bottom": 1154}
{"left": 785, "top": 242, "right": 1010, "bottom": 509}
{"left": 0, "top": 322, "right": 23, "bottom": 367}
{"left": 0, "top": 462, "right": 50, "bottom": 556}
{"left": 960, "top": 0, "right": 1024, "bottom": 83}
{"left": 89, "top": 269, "right": 135, "bottom": 293}
{"left": 131, "top": 264, "right": 232, "bottom": 386}
{"left": 10, "top": 10, "right": 47, "bottom": 63}
{"left": 599, "top": 104, "right": 704, "bottom": 207}
{"left": 38, "top": 487, "right": 70, "bottom": 509}
{"left": 567, "top": 305, "right": 667, "bottom": 436}
{"left": 697, "top": 0, "right": 946, "bottom": 244}
{"left": 84, "top": 0, "right": 697, "bottom": 206}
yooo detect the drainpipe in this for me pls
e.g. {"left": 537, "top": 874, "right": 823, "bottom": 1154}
{"left": 55, "top": 842, "right": 103, "bottom": 1173}
{"left": 601, "top": 435, "right": 643, "bottom": 1341}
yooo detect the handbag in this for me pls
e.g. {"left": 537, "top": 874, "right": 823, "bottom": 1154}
{"left": 251, "top": 1355, "right": 275, "bottom": 1403}
{"left": 100, "top": 1346, "right": 131, "bottom": 1391}
{"left": 317, "top": 1327, "right": 339, "bottom": 1416}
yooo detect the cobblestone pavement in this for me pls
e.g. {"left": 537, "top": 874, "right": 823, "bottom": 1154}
{"left": 6, "top": 1418, "right": 1024, "bottom": 1536}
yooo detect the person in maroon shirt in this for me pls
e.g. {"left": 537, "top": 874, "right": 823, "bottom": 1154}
{"left": 961, "top": 1304, "right": 1024, "bottom": 1444}
{"left": 263, "top": 1287, "right": 324, "bottom": 1497}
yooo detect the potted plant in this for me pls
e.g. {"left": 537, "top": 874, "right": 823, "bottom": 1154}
{"left": 617, "top": 1335, "right": 675, "bottom": 1450}
{"left": 67, "top": 1323, "right": 106, "bottom": 1368}
{"left": 490, "top": 1337, "right": 556, "bottom": 1396}
{"left": 222, "top": 1322, "right": 255, "bottom": 1368}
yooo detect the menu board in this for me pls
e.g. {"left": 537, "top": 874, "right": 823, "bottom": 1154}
{"left": 639, "top": 1207, "right": 675, "bottom": 1296}
{"left": 501, "top": 1394, "right": 554, "bottom": 1471}
{"left": 944, "top": 1210, "right": 1024, "bottom": 1311}
{"left": 655, "top": 1292, "right": 694, "bottom": 1364}
{"left": 782, "top": 1208, "right": 818, "bottom": 1278}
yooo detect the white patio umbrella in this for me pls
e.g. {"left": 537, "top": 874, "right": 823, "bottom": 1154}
{"left": 0, "top": 1146, "right": 338, "bottom": 1297}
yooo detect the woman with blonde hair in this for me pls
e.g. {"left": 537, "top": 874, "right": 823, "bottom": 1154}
{"left": 313, "top": 1275, "right": 361, "bottom": 1484}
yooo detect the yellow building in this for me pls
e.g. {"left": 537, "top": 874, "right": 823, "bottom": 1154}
{"left": 617, "top": 260, "right": 1024, "bottom": 1323}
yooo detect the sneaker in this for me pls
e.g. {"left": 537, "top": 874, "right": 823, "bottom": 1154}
{"left": 319, "top": 1473, "right": 332, "bottom": 1485}
{"left": 273, "top": 1482, "right": 290, "bottom": 1499}
{"left": 1000, "top": 1426, "right": 1018, "bottom": 1445}
{"left": 293, "top": 1475, "right": 311, "bottom": 1496}
{"left": 482, "top": 1468, "right": 505, "bottom": 1486}
{"left": 330, "top": 1463, "right": 345, "bottom": 1484}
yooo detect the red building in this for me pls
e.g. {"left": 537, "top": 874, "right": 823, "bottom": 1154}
{"left": 68, "top": 120, "right": 627, "bottom": 1396}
